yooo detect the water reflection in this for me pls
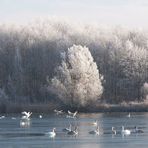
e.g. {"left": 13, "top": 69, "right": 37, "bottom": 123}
{"left": 20, "top": 118, "right": 31, "bottom": 128}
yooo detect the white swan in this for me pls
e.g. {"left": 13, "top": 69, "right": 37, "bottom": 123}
{"left": 63, "top": 124, "right": 72, "bottom": 132}
{"left": 121, "top": 126, "right": 131, "bottom": 135}
{"left": 21, "top": 111, "right": 32, "bottom": 119}
{"left": 92, "top": 120, "right": 98, "bottom": 126}
{"left": 67, "top": 110, "right": 78, "bottom": 118}
{"left": 39, "top": 115, "right": 42, "bottom": 119}
{"left": 127, "top": 113, "right": 131, "bottom": 118}
{"left": 0, "top": 116, "right": 5, "bottom": 119}
{"left": 48, "top": 128, "right": 56, "bottom": 138}
{"left": 133, "top": 126, "right": 144, "bottom": 133}
{"left": 112, "top": 127, "right": 116, "bottom": 135}
{"left": 67, "top": 126, "right": 78, "bottom": 135}
{"left": 89, "top": 126, "right": 99, "bottom": 135}
{"left": 54, "top": 109, "right": 64, "bottom": 115}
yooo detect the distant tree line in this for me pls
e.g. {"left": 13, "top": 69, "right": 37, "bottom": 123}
{"left": 0, "top": 19, "right": 147, "bottom": 106}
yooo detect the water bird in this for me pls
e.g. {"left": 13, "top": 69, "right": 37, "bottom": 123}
{"left": 54, "top": 109, "right": 64, "bottom": 115}
{"left": 0, "top": 115, "right": 5, "bottom": 119}
{"left": 47, "top": 128, "right": 56, "bottom": 138}
{"left": 21, "top": 111, "right": 32, "bottom": 119}
{"left": 11, "top": 117, "right": 16, "bottom": 120}
{"left": 133, "top": 126, "right": 144, "bottom": 133}
{"left": 89, "top": 126, "right": 100, "bottom": 135}
{"left": 121, "top": 126, "right": 131, "bottom": 135}
{"left": 63, "top": 124, "right": 72, "bottom": 132}
{"left": 112, "top": 127, "right": 117, "bottom": 135}
{"left": 67, "top": 110, "right": 78, "bottom": 118}
{"left": 39, "top": 115, "right": 42, "bottom": 119}
{"left": 127, "top": 113, "right": 131, "bottom": 118}
{"left": 92, "top": 120, "right": 98, "bottom": 126}
{"left": 67, "top": 126, "right": 78, "bottom": 136}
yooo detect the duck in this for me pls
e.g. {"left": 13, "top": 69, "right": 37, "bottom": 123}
{"left": 48, "top": 128, "right": 56, "bottom": 138}
{"left": 121, "top": 126, "right": 131, "bottom": 135}
{"left": 89, "top": 126, "right": 99, "bottom": 135}
{"left": 112, "top": 127, "right": 116, "bottom": 135}
{"left": 67, "top": 126, "right": 78, "bottom": 135}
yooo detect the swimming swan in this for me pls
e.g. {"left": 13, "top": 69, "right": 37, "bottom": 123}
{"left": 92, "top": 120, "right": 98, "bottom": 126}
{"left": 121, "top": 126, "right": 131, "bottom": 135}
{"left": 127, "top": 113, "right": 131, "bottom": 118}
{"left": 67, "top": 126, "right": 78, "bottom": 135}
{"left": 48, "top": 128, "right": 56, "bottom": 138}
{"left": 112, "top": 127, "right": 117, "bottom": 135}
{"left": 89, "top": 126, "right": 99, "bottom": 135}
{"left": 63, "top": 124, "right": 72, "bottom": 132}
{"left": 133, "top": 126, "right": 144, "bottom": 133}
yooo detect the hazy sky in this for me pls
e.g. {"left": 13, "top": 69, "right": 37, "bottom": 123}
{"left": 0, "top": 0, "right": 148, "bottom": 28}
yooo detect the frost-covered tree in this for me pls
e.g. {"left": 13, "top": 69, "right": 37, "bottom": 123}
{"left": 141, "top": 82, "right": 148, "bottom": 100}
{"left": 0, "top": 87, "right": 8, "bottom": 104}
{"left": 119, "top": 40, "right": 148, "bottom": 101}
{"left": 50, "top": 45, "right": 103, "bottom": 107}
{"left": 0, "top": 19, "right": 148, "bottom": 104}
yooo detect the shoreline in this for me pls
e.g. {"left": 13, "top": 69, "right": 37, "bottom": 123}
{"left": 1, "top": 102, "right": 148, "bottom": 113}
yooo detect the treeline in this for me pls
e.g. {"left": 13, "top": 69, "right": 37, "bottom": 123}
{"left": 0, "top": 19, "right": 148, "bottom": 105}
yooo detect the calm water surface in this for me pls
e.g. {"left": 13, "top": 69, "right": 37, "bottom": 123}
{"left": 0, "top": 112, "right": 148, "bottom": 148}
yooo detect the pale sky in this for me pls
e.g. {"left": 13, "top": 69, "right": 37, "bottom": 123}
{"left": 0, "top": 0, "right": 148, "bottom": 28}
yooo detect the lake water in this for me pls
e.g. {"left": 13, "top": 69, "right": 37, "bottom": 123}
{"left": 0, "top": 112, "right": 148, "bottom": 148}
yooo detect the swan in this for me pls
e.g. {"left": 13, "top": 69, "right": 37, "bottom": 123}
{"left": 133, "top": 126, "right": 144, "bottom": 133}
{"left": 47, "top": 128, "right": 56, "bottom": 138}
{"left": 112, "top": 127, "right": 116, "bottom": 135}
{"left": 54, "top": 109, "right": 64, "bottom": 115}
{"left": 89, "top": 126, "right": 99, "bottom": 135}
{"left": 0, "top": 116, "right": 5, "bottom": 119}
{"left": 21, "top": 111, "right": 32, "bottom": 119}
{"left": 67, "top": 126, "right": 78, "bottom": 135}
{"left": 127, "top": 113, "right": 131, "bottom": 118}
{"left": 63, "top": 124, "right": 72, "bottom": 132}
{"left": 121, "top": 126, "right": 131, "bottom": 135}
{"left": 39, "top": 115, "right": 42, "bottom": 118}
{"left": 67, "top": 111, "right": 78, "bottom": 118}
{"left": 92, "top": 120, "right": 98, "bottom": 126}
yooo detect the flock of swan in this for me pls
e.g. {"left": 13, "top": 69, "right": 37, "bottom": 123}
{"left": 0, "top": 111, "right": 144, "bottom": 139}
{"left": 47, "top": 111, "right": 144, "bottom": 138}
